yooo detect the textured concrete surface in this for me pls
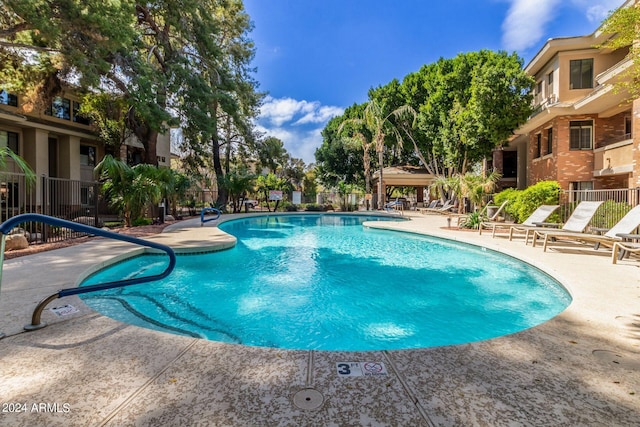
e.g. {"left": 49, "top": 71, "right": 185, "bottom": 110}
{"left": 0, "top": 212, "right": 638, "bottom": 426}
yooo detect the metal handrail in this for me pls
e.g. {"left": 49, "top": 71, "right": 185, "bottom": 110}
{"left": 200, "top": 207, "right": 221, "bottom": 226}
{"left": 0, "top": 213, "right": 177, "bottom": 332}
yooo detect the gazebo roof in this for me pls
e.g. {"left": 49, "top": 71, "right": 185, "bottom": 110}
{"left": 371, "top": 165, "right": 435, "bottom": 187}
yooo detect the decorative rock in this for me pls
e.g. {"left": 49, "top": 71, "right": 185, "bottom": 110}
{"left": 4, "top": 234, "right": 29, "bottom": 251}
{"left": 164, "top": 214, "right": 175, "bottom": 221}
{"left": 28, "top": 232, "right": 42, "bottom": 243}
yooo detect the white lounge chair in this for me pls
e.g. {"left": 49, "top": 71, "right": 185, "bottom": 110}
{"left": 612, "top": 241, "right": 640, "bottom": 264}
{"left": 458, "top": 200, "right": 509, "bottom": 234}
{"left": 477, "top": 204, "right": 559, "bottom": 239}
{"left": 534, "top": 203, "right": 640, "bottom": 252}
{"left": 530, "top": 201, "right": 603, "bottom": 247}
{"left": 420, "top": 200, "right": 457, "bottom": 214}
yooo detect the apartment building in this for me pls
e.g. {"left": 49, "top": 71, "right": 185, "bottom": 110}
{"left": 494, "top": 0, "right": 638, "bottom": 192}
{"left": 0, "top": 88, "right": 171, "bottom": 218}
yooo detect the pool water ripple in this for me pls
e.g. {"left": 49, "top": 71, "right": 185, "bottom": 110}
{"left": 80, "top": 214, "right": 571, "bottom": 351}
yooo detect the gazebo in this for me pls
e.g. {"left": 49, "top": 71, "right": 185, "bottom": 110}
{"left": 371, "top": 165, "right": 436, "bottom": 208}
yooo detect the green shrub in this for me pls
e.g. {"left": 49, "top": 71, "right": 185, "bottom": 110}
{"left": 459, "top": 211, "right": 486, "bottom": 229}
{"left": 493, "top": 188, "right": 519, "bottom": 220}
{"left": 494, "top": 181, "right": 561, "bottom": 223}
{"left": 132, "top": 217, "right": 152, "bottom": 226}
{"left": 305, "top": 204, "right": 324, "bottom": 211}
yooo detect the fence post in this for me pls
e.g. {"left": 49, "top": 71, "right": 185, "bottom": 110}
{"left": 93, "top": 182, "right": 100, "bottom": 227}
{"left": 41, "top": 175, "right": 48, "bottom": 243}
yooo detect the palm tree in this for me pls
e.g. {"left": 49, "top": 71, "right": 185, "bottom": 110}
{"left": 95, "top": 155, "right": 165, "bottom": 226}
{"left": 362, "top": 100, "right": 416, "bottom": 209}
{"left": 458, "top": 171, "right": 501, "bottom": 212}
{"left": 337, "top": 122, "right": 373, "bottom": 209}
{"left": 224, "top": 168, "right": 256, "bottom": 213}
{"left": 339, "top": 100, "right": 416, "bottom": 209}
{"left": 0, "top": 147, "right": 36, "bottom": 186}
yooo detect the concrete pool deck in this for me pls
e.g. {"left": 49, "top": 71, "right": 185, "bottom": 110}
{"left": 0, "top": 211, "right": 638, "bottom": 426}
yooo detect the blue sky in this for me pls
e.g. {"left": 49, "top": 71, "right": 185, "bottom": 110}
{"left": 243, "top": 0, "right": 626, "bottom": 164}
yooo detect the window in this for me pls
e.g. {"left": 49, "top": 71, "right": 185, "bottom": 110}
{"left": 80, "top": 145, "right": 96, "bottom": 166}
{"left": 0, "top": 130, "right": 19, "bottom": 154}
{"left": 625, "top": 116, "right": 632, "bottom": 139}
{"left": 73, "top": 101, "right": 91, "bottom": 125}
{"left": 547, "top": 71, "right": 554, "bottom": 85}
{"left": 570, "top": 181, "right": 594, "bottom": 202}
{"left": 535, "top": 133, "right": 541, "bottom": 158}
{"left": 546, "top": 127, "right": 553, "bottom": 155}
{"left": 569, "top": 120, "right": 593, "bottom": 150}
{"left": 0, "top": 90, "right": 18, "bottom": 107}
{"left": 570, "top": 59, "right": 593, "bottom": 89}
{"left": 46, "top": 97, "right": 71, "bottom": 120}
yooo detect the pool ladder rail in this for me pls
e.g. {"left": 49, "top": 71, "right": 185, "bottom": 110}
{"left": 200, "top": 207, "right": 221, "bottom": 226}
{"left": 0, "top": 213, "right": 177, "bottom": 338}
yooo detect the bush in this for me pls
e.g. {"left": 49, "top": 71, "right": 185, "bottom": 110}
{"left": 131, "top": 217, "right": 152, "bottom": 226}
{"left": 305, "top": 204, "right": 324, "bottom": 211}
{"left": 494, "top": 181, "right": 561, "bottom": 223}
{"left": 459, "top": 211, "right": 485, "bottom": 229}
{"left": 285, "top": 205, "right": 298, "bottom": 212}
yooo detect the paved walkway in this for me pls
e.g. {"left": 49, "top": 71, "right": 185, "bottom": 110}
{"left": 0, "top": 212, "right": 638, "bottom": 426}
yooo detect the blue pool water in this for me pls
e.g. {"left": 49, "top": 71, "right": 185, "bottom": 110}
{"left": 80, "top": 214, "right": 571, "bottom": 351}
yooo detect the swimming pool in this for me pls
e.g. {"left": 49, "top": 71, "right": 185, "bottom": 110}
{"left": 80, "top": 214, "right": 571, "bottom": 351}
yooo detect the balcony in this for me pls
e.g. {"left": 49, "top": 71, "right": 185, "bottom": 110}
{"left": 530, "top": 94, "right": 559, "bottom": 117}
{"left": 593, "top": 138, "right": 633, "bottom": 177}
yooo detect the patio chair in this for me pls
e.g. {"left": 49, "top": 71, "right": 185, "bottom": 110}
{"left": 530, "top": 201, "right": 603, "bottom": 248}
{"left": 462, "top": 200, "right": 508, "bottom": 231}
{"left": 533, "top": 203, "right": 640, "bottom": 252}
{"left": 612, "top": 241, "right": 640, "bottom": 264}
{"left": 500, "top": 205, "right": 561, "bottom": 242}
{"left": 420, "top": 199, "right": 456, "bottom": 214}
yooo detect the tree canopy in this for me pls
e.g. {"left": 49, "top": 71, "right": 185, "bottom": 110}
{"left": 599, "top": 2, "right": 640, "bottom": 98}
{"left": 317, "top": 50, "right": 534, "bottom": 189}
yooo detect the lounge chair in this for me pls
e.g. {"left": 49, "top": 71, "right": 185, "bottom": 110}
{"left": 420, "top": 200, "right": 456, "bottom": 214}
{"left": 478, "top": 204, "right": 559, "bottom": 239}
{"left": 462, "top": 200, "right": 508, "bottom": 231}
{"left": 530, "top": 201, "right": 604, "bottom": 247}
{"left": 612, "top": 241, "right": 640, "bottom": 264}
{"left": 384, "top": 199, "right": 404, "bottom": 215}
{"left": 533, "top": 203, "right": 640, "bottom": 252}
{"left": 502, "top": 204, "right": 562, "bottom": 242}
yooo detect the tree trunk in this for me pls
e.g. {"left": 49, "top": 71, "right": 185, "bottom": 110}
{"left": 224, "top": 114, "right": 232, "bottom": 175}
{"left": 363, "top": 145, "right": 371, "bottom": 210}
{"left": 377, "top": 148, "right": 384, "bottom": 209}
{"left": 212, "top": 133, "right": 228, "bottom": 208}
{"left": 210, "top": 102, "right": 228, "bottom": 208}
{"left": 144, "top": 129, "right": 159, "bottom": 166}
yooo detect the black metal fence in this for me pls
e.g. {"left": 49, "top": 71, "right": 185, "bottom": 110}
{"left": 2, "top": 173, "right": 639, "bottom": 247}
{"left": 558, "top": 188, "right": 640, "bottom": 228}
{"left": 0, "top": 172, "right": 105, "bottom": 244}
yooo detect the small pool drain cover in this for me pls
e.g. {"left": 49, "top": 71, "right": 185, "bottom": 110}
{"left": 293, "top": 388, "right": 324, "bottom": 410}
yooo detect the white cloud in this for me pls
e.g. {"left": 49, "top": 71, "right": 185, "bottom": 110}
{"left": 259, "top": 96, "right": 344, "bottom": 127}
{"left": 256, "top": 96, "right": 344, "bottom": 164}
{"left": 501, "top": 0, "right": 561, "bottom": 52}
{"left": 254, "top": 124, "right": 324, "bottom": 165}
{"left": 585, "top": 0, "right": 626, "bottom": 22}
{"left": 501, "top": 0, "right": 627, "bottom": 52}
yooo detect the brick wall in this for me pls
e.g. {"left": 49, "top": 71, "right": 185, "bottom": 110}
{"left": 556, "top": 116, "right": 595, "bottom": 189}
{"left": 595, "top": 112, "right": 627, "bottom": 149}
{"left": 528, "top": 119, "right": 559, "bottom": 185}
